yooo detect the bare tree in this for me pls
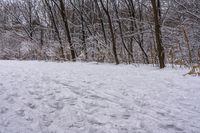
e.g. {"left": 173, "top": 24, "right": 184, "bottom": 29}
{"left": 0, "top": 0, "right": 198, "bottom": 66}
{"left": 99, "top": 0, "right": 119, "bottom": 64}
{"left": 43, "top": 0, "right": 65, "bottom": 59}
{"left": 151, "top": 0, "right": 165, "bottom": 68}
{"left": 55, "top": 0, "right": 76, "bottom": 61}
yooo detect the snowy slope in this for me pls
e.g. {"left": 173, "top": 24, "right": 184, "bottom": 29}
{"left": 0, "top": 61, "right": 200, "bottom": 133}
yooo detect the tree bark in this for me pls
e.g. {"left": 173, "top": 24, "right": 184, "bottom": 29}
{"left": 80, "top": 0, "right": 87, "bottom": 60}
{"left": 182, "top": 26, "right": 192, "bottom": 64}
{"left": 94, "top": 0, "right": 108, "bottom": 46}
{"left": 128, "top": 0, "right": 149, "bottom": 64}
{"left": 151, "top": 0, "right": 165, "bottom": 68}
{"left": 58, "top": 0, "right": 76, "bottom": 61}
{"left": 99, "top": 0, "right": 119, "bottom": 64}
{"left": 44, "top": 0, "right": 65, "bottom": 59}
{"left": 112, "top": 0, "right": 134, "bottom": 63}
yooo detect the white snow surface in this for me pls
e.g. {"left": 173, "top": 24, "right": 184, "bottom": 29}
{"left": 0, "top": 61, "right": 200, "bottom": 133}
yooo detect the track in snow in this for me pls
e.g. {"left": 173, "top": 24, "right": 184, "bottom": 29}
{"left": 0, "top": 61, "right": 200, "bottom": 133}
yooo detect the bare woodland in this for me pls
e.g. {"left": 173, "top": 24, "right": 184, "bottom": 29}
{"left": 0, "top": 0, "right": 200, "bottom": 68}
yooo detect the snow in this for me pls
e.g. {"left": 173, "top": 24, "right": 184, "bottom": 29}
{"left": 0, "top": 60, "right": 200, "bottom": 133}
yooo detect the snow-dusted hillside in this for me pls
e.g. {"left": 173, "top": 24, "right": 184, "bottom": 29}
{"left": 0, "top": 61, "right": 200, "bottom": 133}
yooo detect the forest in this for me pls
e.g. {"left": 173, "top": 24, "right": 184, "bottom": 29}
{"left": 0, "top": 1, "right": 200, "bottom": 132}
{"left": 0, "top": 0, "right": 199, "bottom": 68}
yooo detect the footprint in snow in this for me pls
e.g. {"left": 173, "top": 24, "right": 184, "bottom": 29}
{"left": 25, "top": 102, "right": 37, "bottom": 109}
{"left": 64, "top": 97, "right": 77, "bottom": 106}
{"left": 110, "top": 114, "right": 117, "bottom": 119}
{"left": 0, "top": 90, "right": 4, "bottom": 95}
{"left": 28, "top": 90, "right": 37, "bottom": 95}
{"left": 87, "top": 118, "right": 105, "bottom": 126}
{"left": 0, "top": 84, "right": 4, "bottom": 95}
{"left": 122, "top": 91, "right": 129, "bottom": 96}
{"left": 0, "top": 107, "right": 9, "bottom": 114}
{"left": 159, "top": 123, "right": 184, "bottom": 131}
{"left": 156, "top": 111, "right": 166, "bottom": 117}
{"left": 15, "top": 109, "right": 25, "bottom": 117}
{"left": 9, "top": 92, "right": 19, "bottom": 97}
{"left": 34, "top": 95, "right": 43, "bottom": 100}
{"left": 122, "top": 114, "right": 131, "bottom": 119}
{"left": 4, "top": 96, "right": 15, "bottom": 104}
{"left": 4, "top": 93, "right": 19, "bottom": 104}
{"left": 25, "top": 116, "right": 34, "bottom": 122}
{"left": 39, "top": 115, "right": 53, "bottom": 127}
{"left": 0, "top": 119, "right": 10, "bottom": 127}
{"left": 48, "top": 101, "right": 64, "bottom": 110}
{"left": 53, "top": 89, "right": 61, "bottom": 94}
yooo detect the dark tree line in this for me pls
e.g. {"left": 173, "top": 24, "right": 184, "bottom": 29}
{"left": 0, "top": 0, "right": 199, "bottom": 68}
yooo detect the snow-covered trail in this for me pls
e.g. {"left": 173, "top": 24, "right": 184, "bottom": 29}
{"left": 0, "top": 61, "right": 200, "bottom": 133}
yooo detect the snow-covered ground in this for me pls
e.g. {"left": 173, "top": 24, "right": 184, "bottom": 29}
{"left": 0, "top": 61, "right": 200, "bottom": 133}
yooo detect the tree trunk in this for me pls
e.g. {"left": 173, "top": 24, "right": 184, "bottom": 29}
{"left": 112, "top": 0, "right": 134, "bottom": 63}
{"left": 182, "top": 26, "right": 192, "bottom": 65}
{"left": 44, "top": 0, "right": 65, "bottom": 59}
{"left": 94, "top": 0, "right": 108, "bottom": 46}
{"left": 59, "top": 0, "right": 76, "bottom": 61}
{"left": 99, "top": 0, "right": 119, "bottom": 64}
{"left": 80, "top": 0, "right": 87, "bottom": 60}
{"left": 151, "top": 0, "right": 165, "bottom": 68}
{"left": 128, "top": 0, "right": 149, "bottom": 64}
